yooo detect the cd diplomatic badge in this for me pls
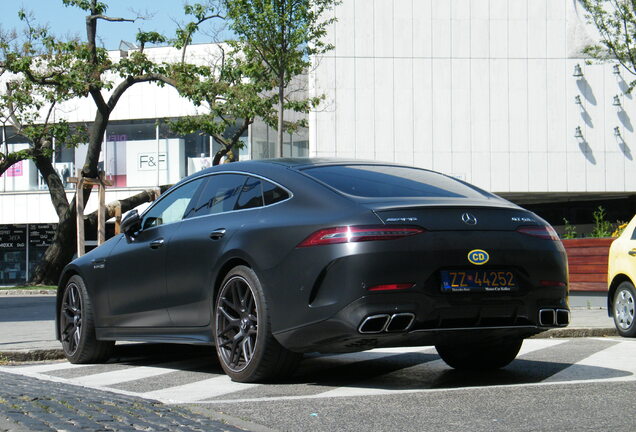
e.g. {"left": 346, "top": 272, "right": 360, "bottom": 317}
{"left": 468, "top": 249, "right": 489, "bottom": 265}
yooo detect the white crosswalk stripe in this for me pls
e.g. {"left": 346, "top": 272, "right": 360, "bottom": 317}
{"left": 0, "top": 338, "right": 633, "bottom": 405}
{"left": 12, "top": 361, "right": 94, "bottom": 374}
{"left": 71, "top": 358, "right": 211, "bottom": 387}
{"left": 143, "top": 375, "right": 259, "bottom": 403}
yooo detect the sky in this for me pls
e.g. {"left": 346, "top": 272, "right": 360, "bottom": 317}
{"left": 0, "top": 0, "right": 226, "bottom": 50}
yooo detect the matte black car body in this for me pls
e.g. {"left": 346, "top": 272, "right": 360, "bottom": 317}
{"left": 56, "top": 159, "right": 569, "bottom": 377}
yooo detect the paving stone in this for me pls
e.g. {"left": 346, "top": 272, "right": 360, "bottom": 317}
{"left": 0, "top": 372, "right": 246, "bottom": 432}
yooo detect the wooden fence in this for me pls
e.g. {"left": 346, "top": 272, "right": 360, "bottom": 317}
{"left": 561, "top": 238, "right": 614, "bottom": 292}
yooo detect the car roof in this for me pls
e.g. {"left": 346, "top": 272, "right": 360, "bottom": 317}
{"left": 261, "top": 158, "right": 383, "bottom": 168}
{"left": 194, "top": 158, "right": 394, "bottom": 176}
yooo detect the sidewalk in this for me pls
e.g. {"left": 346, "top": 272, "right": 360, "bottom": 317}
{"left": 0, "top": 294, "right": 620, "bottom": 361}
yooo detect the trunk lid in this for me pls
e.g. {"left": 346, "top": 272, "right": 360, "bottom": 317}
{"left": 373, "top": 204, "right": 543, "bottom": 232}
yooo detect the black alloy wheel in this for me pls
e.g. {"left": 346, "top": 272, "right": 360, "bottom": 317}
{"left": 215, "top": 274, "right": 259, "bottom": 372}
{"left": 60, "top": 280, "right": 83, "bottom": 357}
{"left": 59, "top": 275, "right": 114, "bottom": 363}
{"left": 214, "top": 266, "right": 301, "bottom": 382}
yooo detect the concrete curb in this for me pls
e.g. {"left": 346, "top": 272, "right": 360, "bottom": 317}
{"left": 0, "top": 290, "right": 56, "bottom": 296}
{"left": 531, "top": 327, "right": 618, "bottom": 338}
{"left": 0, "top": 349, "right": 65, "bottom": 363}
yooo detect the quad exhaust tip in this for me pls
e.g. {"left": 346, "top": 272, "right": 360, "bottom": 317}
{"left": 359, "top": 313, "right": 415, "bottom": 334}
{"left": 539, "top": 308, "right": 570, "bottom": 327}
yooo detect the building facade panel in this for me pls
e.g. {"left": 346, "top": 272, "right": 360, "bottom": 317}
{"left": 309, "top": 0, "right": 633, "bottom": 196}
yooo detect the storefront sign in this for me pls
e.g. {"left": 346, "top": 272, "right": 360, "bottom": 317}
{"left": 108, "top": 134, "right": 128, "bottom": 142}
{"left": 28, "top": 224, "right": 57, "bottom": 247}
{"left": 0, "top": 225, "right": 27, "bottom": 248}
{"left": 138, "top": 152, "right": 167, "bottom": 170}
{"left": 6, "top": 161, "right": 23, "bottom": 177}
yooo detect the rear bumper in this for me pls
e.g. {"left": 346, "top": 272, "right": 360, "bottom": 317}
{"left": 274, "top": 290, "right": 569, "bottom": 353}
{"left": 265, "top": 229, "right": 568, "bottom": 352}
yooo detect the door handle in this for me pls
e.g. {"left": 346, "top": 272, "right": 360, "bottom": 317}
{"left": 150, "top": 238, "right": 165, "bottom": 249}
{"left": 629, "top": 250, "right": 636, "bottom": 256}
{"left": 210, "top": 229, "right": 226, "bottom": 240}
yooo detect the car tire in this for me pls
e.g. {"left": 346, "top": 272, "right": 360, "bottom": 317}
{"left": 435, "top": 338, "right": 523, "bottom": 370}
{"left": 214, "top": 265, "right": 301, "bottom": 383}
{"left": 612, "top": 281, "right": 636, "bottom": 337}
{"left": 59, "top": 275, "right": 114, "bottom": 363}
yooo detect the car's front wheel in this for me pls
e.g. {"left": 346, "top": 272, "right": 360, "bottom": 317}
{"left": 214, "top": 266, "right": 301, "bottom": 382}
{"left": 435, "top": 338, "right": 523, "bottom": 370}
{"left": 59, "top": 275, "right": 114, "bottom": 363}
{"left": 612, "top": 281, "right": 636, "bottom": 337}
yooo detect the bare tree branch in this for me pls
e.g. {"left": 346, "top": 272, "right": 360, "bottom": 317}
{"left": 89, "top": 15, "right": 135, "bottom": 23}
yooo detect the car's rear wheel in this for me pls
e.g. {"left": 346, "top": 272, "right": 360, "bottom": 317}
{"left": 59, "top": 275, "right": 114, "bottom": 363}
{"left": 435, "top": 338, "right": 523, "bottom": 370}
{"left": 214, "top": 266, "right": 301, "bottom": 382}
{"left": 612, "top": 281, "right": 636, "bottom": 337}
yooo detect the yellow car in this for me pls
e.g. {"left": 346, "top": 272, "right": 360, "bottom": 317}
{"left": 608, "top": 216, "right": 636, "bottom": 337}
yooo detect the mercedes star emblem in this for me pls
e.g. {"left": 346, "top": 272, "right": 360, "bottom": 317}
{"left": 461, "top": 212, "right": 478, "bottom": 225}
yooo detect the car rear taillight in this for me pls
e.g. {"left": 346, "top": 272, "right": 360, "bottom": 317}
{"left": 297, "top": 225, "right": 424, "bottom": 247}
{"left": 516, "top": 225, "right": 560, "bottom": 241}
{"left": 367, "top": 283, "right": 415, "bottom": 292}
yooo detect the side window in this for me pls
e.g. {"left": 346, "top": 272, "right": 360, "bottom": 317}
{"left": 631, "top": 227, "right": 636, "bottom": 240}
{"left": 235, "top": 177, "right": 263, "bottom": 210}
{"left": 262, "top": 180, "right": 289, "bottom": 205}
{"left": 187, "top": 174, "right": 246, "bottom": 218}
{"left": 141, "top": 178, "right": 204, "bottom": 230}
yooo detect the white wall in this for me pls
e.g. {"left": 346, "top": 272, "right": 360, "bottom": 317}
{"left": 310, "top": 0, "right": 635, "bottom": 194}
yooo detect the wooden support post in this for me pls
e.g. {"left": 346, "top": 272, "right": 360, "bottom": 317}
{"left": 76, "top": 178, "right": 85, "bottom": 257}
{"left": 114, "top": 203, "right": 122, "bottom": 235}
{"left": 69, "top": 171, "right": 113, "bottom": 257}
{"left": 97, "top": 172, "right": 106, "bottom": 246}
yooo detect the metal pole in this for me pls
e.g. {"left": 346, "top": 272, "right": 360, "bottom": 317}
{"left": 1, "top": 125, "right": 5, "bottom": 192}
{"left": 25, "top": 224, "right": 29, "bottom": 283}
{"left": 156, "top": 122, "right": 160, "bottom": 186}
{"left": 103, "top": 130, "right": 108, "bottom": 180}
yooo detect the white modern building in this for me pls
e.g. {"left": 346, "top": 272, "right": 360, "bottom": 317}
{"left": 309, "top": 0, "right": 636, "bottom": 214}
{"left": 1, "top": 0, "right": 635, "bottom": 285}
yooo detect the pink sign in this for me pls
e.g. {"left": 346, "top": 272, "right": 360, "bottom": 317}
{"left": 7, "top": 161, "right": 23, "bottom": 177}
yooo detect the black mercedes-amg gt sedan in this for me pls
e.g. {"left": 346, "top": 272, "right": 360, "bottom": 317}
{"left": 56, "top": 159, "right": 569, "bottom": 382}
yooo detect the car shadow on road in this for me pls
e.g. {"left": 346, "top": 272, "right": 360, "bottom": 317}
{"left": 99, "top": 341, "right": 632, "bottom": 391}
{"left": 107, "top": 343, "right": 223, "bottom": 373}
{"left": 291, "top": 353, "right": 631, "bottom": 390}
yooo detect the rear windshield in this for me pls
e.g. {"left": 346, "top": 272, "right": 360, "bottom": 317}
{"left": 302, "top": 165, "right": 491, "bottom": 199}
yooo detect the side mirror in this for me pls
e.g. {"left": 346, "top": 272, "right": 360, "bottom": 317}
{"left": 120, "top": 209, "right": 141, "bottom": 236}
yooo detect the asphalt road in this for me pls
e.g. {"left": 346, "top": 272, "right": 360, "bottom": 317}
{"left": 0, "top": 295, "right": 55, "bottom": 322}
{"left": 1, "top": 337, "right": 634, "bottom": 431}
{"left": 0, "top": 295, "right": 57, "bottom": 352}
{"left": 196, "top": 381, "right": 635, "bottom": 431}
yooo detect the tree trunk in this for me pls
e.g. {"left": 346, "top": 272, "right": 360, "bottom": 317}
{"left": 33, "top": 151, "right": 70, "bottom": 218}
{"left": 31, "top": 205, "right": 77, "bottom": 285}
{"left": 83, "top": 109, "right": 109, "bottom": 178}
{"left": 84, "top": 185, "right": 171, "bottom": 231}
